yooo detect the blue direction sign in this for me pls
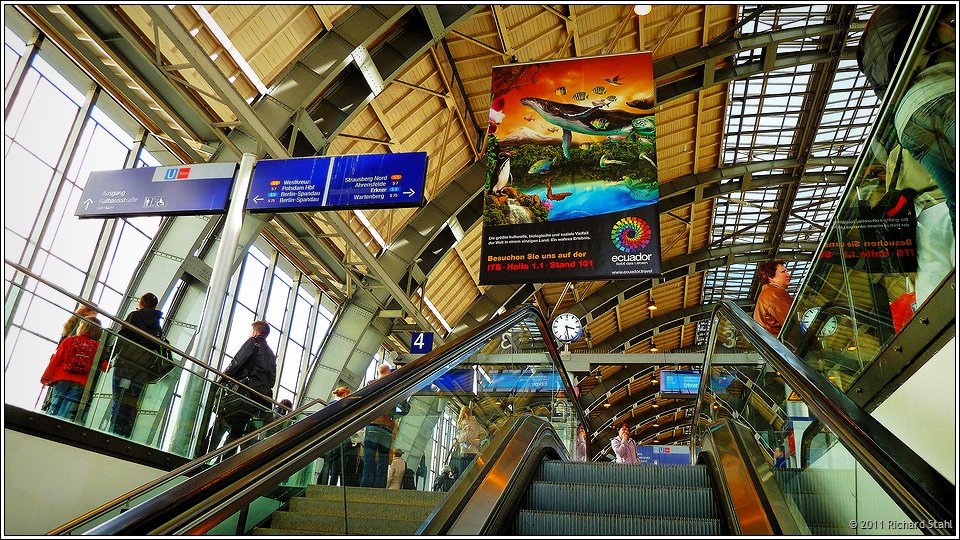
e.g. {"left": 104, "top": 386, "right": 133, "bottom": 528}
{"left": 411, "top": 331, "right": 434, "bottom": 354}
{"left": 76, "top": 163, "right": 237, "bottom": 218}
{"left": 246, "top": 152, "right": 427, "bottom": 213}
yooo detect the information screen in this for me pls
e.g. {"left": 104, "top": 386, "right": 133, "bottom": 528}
{"left": 659, "top": 370, "right": 701, "bottom": 396}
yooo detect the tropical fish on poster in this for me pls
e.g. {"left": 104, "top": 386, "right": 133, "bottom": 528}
{"left": 639, "top": 152, "right": 657, "bottom": 168}
{"left": 520, "top": 97, "right": 649, "bottom": 158}
{"left": 524, "top": 115, "right": 535, "bottom": 122}
{"left": 593, "top": 86, "right": 606, "bottom": 95}
{"left": 528, "top": 159, "right": 554, "bottom": 174}
{"left": 546, "top": 127, "right": 559, "bottom": 133}
{"left": 606, "top": 95, "right": 618, "bottom": 103}
{"left": 572, "top": 91, "right": 588, "bottom": 101}
{"left": 600, "top": 154, "right": 628, "bottom": 168}
{"left": 555, "top": 86, "right": 567, "bottom": 95}
{"left": 591, "top": 99, "right": 610, "bottom": 107}
{"left": 604, "top": 74, "right": 624, "bottom": 85}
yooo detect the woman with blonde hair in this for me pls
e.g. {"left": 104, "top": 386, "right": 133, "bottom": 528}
{"left": 451, "top": 402, "right": 487, "bottom": 478}
{"left": 41, "top": 317, "right": 105, "bottom": 420}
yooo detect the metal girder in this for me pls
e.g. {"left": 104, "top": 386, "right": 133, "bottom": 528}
{"left": 143, "top": 6, "right": 288, "bottom": 160}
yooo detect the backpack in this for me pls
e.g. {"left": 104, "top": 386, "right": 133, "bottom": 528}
{"left": 857, "top": 6, "right": 923, "bottom": 99}
{"left": 64, "top": 336, "right": 99, "bottom": 375}
{"left": 402, "top": 468, "right": 416, "bottom": 490}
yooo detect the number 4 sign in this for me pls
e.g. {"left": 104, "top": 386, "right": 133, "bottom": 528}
{"left": 411, "top": 332, "right": 434, "bottom": 354}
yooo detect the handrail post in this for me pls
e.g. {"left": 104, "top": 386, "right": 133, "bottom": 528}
{"left": 170, "top": 153, "right": 257, "bottom": 456}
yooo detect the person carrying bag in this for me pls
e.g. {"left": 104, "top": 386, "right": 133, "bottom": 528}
{"left": 207, "top": 320, "right": 277, "bottom": 452}
{"left": 108, "top": 292, "right": 167, "bottom": 438}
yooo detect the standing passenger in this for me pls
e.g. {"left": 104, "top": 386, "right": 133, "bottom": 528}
{"left": 610, "top": 422, "right": 640, "bottom": 464}
{"left": 209, "top": 320, "right": 277, "bottom": 449}
{"left": 386, "top": 448, "right": 407, "bottom": 490}
{"left": 753, "top": 260, "right": 793, "bottom": 336}
{"left": 41, "top": 304, "right": 99, "bottom": 412}
{"left": 360, "top": 363, "right": 396, "bottom": 488}
{"left": 109, "top": 293, "right": 164, "bottom": 437}
{"left": 41, "top": 317, "right": 105, "bottom": 420}
{"left": 573, "top": 423, "right": 589, "bottom": 462}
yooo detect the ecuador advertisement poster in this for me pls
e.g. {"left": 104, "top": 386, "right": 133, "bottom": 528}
{"left": 479, "top": 52, "right": 661, "bottom": 285}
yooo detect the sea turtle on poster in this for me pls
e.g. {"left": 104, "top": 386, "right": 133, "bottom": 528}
{"left": 520, "top": 97, "right": 655, "bottom": 159}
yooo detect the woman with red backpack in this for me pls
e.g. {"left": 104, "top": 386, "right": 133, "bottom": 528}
{"left": 41, "top": 316, "right": 106, "bottom": 421}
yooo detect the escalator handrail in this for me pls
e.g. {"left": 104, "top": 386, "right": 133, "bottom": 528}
{"left": 47, "top": 395, "right": 327, "bottom": 535}
{"left": 692, "top": 300, "right": 954, "bottom": 533}
{"left": 4, "top": 259, "right": 287, "bottom": 412}
{"left": 82, "top": 303, "right": 586, "bottom": 534}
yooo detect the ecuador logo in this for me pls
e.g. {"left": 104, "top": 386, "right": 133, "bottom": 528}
{"left": 610, "top": 216, "right": 652, "bottom": 253}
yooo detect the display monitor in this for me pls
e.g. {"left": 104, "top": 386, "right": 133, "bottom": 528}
{"left": 659, "top": 369, "right": 701, "bottom": 396}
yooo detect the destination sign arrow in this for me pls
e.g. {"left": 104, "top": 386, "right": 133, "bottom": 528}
{"left": 247, "top": 152, "right": 427, "bottom": 213}
{"left": 76, "top": 162, "right": 237, "bottom": 219}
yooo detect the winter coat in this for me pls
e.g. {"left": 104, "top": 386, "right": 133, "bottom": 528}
{"left": 221, "top": 335, "right": 277, "bottom": 400}
{"left": 753, "top": 283, "right": 793, "bottom": 336}
{"left": 41, "top": 335, "right": 106, "bottom": 386}
{"left": 387, "top": 457, "right": 406, "bottom": 490}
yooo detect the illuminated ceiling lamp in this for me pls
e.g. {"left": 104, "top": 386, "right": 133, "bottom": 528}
{"left": 634, "top": 4, "right": 652, "bottom": 16}
{"left": 650, "top": 369, "right": 658, "bottom": 384}
{"left": 649, "top": 339, "right": 658, "bottom": 353}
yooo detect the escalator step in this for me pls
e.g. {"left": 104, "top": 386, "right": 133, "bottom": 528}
{"left": 513, "top": 509, "right": 723, "bottom": 535}
{"left": 522, "top": 482, "right": 720, "bottom": 519}
{"left": 538, "top": 461, "right": 710, "bottom": 488}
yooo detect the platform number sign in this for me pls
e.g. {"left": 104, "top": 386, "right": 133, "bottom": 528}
{"left": 411, "top": 332, "right": 434, "bottom": 354}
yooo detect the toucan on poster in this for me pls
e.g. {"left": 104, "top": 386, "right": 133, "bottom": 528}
{"left": 479, "top": 51, "right": 662, "bottom": 285}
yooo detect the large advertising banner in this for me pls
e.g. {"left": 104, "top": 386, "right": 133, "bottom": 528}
{"left": 479, "top": 52, "right": 661, "bottom": 285}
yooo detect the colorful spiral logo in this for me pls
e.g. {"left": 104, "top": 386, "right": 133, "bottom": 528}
{"left": 610, "top": 216, "right": 652, "bottom": 253}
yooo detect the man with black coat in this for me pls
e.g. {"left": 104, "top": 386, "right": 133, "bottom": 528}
{"left": 109, "top": 292, "right": 165, "bottom": 437}
{"left": 209, "top": 320, "right": 277, "bottom": 450}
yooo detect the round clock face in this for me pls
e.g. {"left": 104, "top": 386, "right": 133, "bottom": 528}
{"left": 552, "top": 312, "right": 583, "bottom": 343}
{"left": 800, "top": 307, "right": 839, "bottom": 337}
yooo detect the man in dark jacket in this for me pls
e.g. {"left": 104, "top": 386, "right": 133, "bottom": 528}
{"left": 209, "top": 320, "right": 277, "bottom": 450}
{"left": 109, "top": 292, "right": 165, "bottom": 437}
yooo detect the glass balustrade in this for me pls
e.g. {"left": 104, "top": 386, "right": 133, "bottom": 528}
{"left": 699, "top": 309, "right": 922, "bottom": 535}
{"left": 4, "top": 262, "right": 292, "bottom": 461}
{"left": 43, "top": 304, "right": 584, "bottom": 534}
{"left": 781, "top": 5, "right": 955, "bottom": 395}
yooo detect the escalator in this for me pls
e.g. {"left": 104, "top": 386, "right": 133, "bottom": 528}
{"left": 49, "top": 300, "right": 952, "bottom": 536}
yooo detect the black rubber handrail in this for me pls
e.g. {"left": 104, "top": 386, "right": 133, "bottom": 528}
{"left": 692, "top": 300, "right": 955, "bottom": 535}
{"left": 81, "top": 303, "right": 587, "bottom": 534}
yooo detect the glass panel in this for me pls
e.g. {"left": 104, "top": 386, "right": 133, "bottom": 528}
{"left": 700, "top": 310, "right": 916, "bottom": 536}
{"left": 3, "top": 266, "right": 279, "bottom": 461}
{"left": 782, "top": 6, "right": 955, "bottom": 386}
